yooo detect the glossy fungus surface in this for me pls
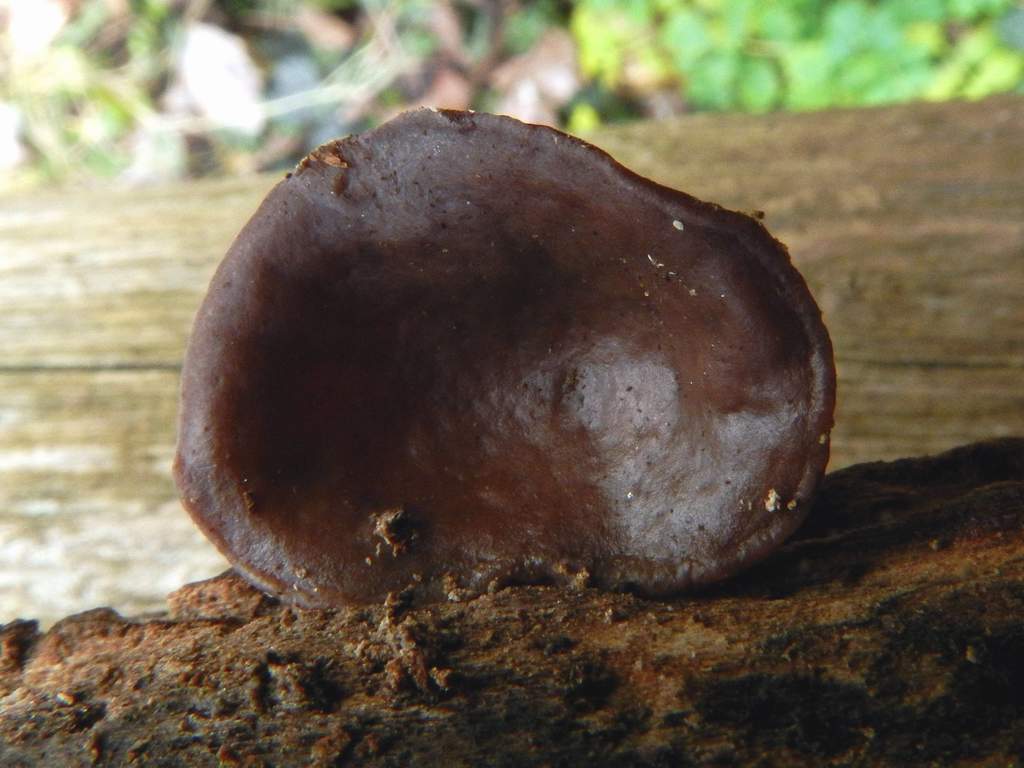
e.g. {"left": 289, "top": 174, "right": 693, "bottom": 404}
{"left": 174, "top": 109, "right": 836, "bottom": 606}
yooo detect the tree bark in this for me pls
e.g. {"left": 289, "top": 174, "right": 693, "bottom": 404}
{"left": 3, "top": 438, "right": 1023, "bottom": 766}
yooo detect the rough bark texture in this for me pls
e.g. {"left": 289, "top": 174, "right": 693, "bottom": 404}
{"left": 2, "top": 438, "right": 1023, "bottom": 767}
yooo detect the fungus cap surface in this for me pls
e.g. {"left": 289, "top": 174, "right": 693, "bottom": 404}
{"left": 174, "top": 109, "right": 836, "bottom": 605}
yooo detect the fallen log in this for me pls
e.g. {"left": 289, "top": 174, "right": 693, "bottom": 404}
{"left": 2, "top": 438, "right": 1023, "bottom": 766}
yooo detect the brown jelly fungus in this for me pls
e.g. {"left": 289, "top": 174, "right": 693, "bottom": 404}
{"left": 174, "top": 108, "right": 836, "bottom": 607}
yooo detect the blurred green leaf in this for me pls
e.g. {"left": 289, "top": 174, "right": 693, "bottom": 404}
{"left": 922, "top": 24, "right": 1014, "bottom": 97}
{"left": 571, "top": 5, "right": 626, "bottom": 85}
{"left": 836, "top": 51, "right": 891, "bottom": 104}
{"left": 863, "top": 53, "right": 933, "bottom": 103}
{"left": 823, "top": 0, "right": 873, "bottom": 62}
{"left": 904, "top": 21, "right": 948, "bottom": 56}
{"left": 624, "top": 0, "right": 657, "bottom": 25}
{"left": 779, "top": 41, "right": 834, "bottom": 110}
{"left": 925, "top": 54, "right": 975, "bottom": 97}
{"left": 883, "top": 0, "right": 946, "bottom": 24}
{"left": 91, "top": 84, "right": 141, "bottom": 134}
{"left": 721, "top": 0, "right": 756, "bottom": 49}
{"left": 757, "top": 5, "right": 802, "bottom": 42}
{"left": 953, "top": 24, "right": 1003, "bottom": 63}
{"left": 660, "top": 8, "right": 713, "bottom": 71}
{"left": 947, "top": 0, "right": 1014, "bottom": 22}
{"left": 866, "top": 7, "right": 906, "bottom": 52}
{"left": 579, "top": 0, "right": 622, "bottom": 12}
{"left": 651, "top": 0, "right": 685, "bottom": 13}
{"left": 694, "top": 0, "right": 724, "bottom": 13}
{"left": 685, "top": 51, "right": 740, "bottom": 109}
{"left": 131, "top": 0, "right": 173, "bottom": 18}
{"left": 962, "top": 47, "right": 1024, "bottom": 96}
{"left": 567, "top": 102, "right": 601, "bottom": 133}
{"left": 737, "top": 56, "right": 780, "bottom": 111}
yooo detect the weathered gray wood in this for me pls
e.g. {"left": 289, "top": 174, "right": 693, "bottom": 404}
{"left": 0, "top": 370, "right": 221, "bottom": 619}
{"left": 1, "top": 96, "right": 1022, "bottom": 625}
{"left": 0, "top": 177, "right": 264, "bottom": 367}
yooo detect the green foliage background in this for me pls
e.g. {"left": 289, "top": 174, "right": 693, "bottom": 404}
{"left": 567, "top": 0, "right": 1024, "bottom": 129}
{"left": 1, "top": 0, "right": 1022, "bottom": 186}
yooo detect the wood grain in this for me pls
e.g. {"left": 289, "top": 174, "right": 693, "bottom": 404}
{"left": 1, "top": 96, "right": 1021, "bottom": 625}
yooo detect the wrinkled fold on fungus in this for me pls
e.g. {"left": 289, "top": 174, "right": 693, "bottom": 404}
{"left": 174, "top": 108, "right": 836, "bottom": 607}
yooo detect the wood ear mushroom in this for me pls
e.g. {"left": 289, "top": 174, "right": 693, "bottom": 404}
{"left": 174, "top": 109, "right": 836, "bottom": 607}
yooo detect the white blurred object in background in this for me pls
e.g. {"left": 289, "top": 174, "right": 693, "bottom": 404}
{"left": 164, "top": 22, "right": 266, "bottom": 137}
{"left": 3, "top": 0, "right": 68, "bottom": 61}
{"left": 0, "top": 101, "right": 26, "bottom": 170}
